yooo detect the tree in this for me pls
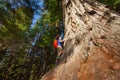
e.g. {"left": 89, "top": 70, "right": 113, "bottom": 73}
{"left": 0, "top": 0, "right": 58, "bottom": 79}
{"left": 0, "top": 1, "right": 34, "bottom": 79}
{"left": 0, "top": 1, "right": 33, "bottom": 54}
{"left": 41, "top": 0, "right": 120, "bottom": 80}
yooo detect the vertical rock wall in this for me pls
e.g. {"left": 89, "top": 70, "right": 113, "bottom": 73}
{"left": 41, "top": 0, "right": 120, "bottom": 80}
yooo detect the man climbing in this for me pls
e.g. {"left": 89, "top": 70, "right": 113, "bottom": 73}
{"left": 53, "top": 34, "right": 64, "bottom": 64}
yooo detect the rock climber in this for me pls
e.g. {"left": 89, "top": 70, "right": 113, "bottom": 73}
{"left": 53, "top": 34, "right": 64, "bottom": 64}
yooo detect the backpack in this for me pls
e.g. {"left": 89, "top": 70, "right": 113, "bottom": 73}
{"left": 53, "top": 39, "right": 58, "bottom": 49}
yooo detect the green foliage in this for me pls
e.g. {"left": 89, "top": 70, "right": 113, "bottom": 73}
{"left": 97, "top": 0, "right": 120, "bottom": 8}
{"left": 44, "top": 0, "right": 62, "bottom": 27}
{"left": 0, "top": 1, "right": 34, "bottom": 80}
{"left": 0, "top": 0, "right": 62, "bottom": 79}
{"left": 0, "top": 6, "right": 33, "bottom": 39}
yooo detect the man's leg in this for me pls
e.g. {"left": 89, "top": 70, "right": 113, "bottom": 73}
{"left": 58, "top": 50, "right": 63, "bottom": 57}
{"left": 55, "top": 46, "right": 63, "bottom": 64}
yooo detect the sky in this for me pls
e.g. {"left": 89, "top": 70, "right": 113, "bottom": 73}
{"left": 30, "top": 0, "right": 44, "bottom": 29}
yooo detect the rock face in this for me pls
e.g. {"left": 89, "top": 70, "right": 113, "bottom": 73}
{"left": 41, "top": 0, "right": 120, "bottom": 80}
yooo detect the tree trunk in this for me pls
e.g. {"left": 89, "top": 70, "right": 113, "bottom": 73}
{"left": 41, "top": 0, "right": 120, "bottom": 80}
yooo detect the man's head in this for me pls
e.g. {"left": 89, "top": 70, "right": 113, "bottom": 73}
{"left": 55, "top": 34, "right": 59, "bottom": 40}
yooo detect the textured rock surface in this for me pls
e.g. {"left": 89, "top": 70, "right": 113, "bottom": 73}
{"left": 41, "top": 0, "right": 120, "bottom": 80}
